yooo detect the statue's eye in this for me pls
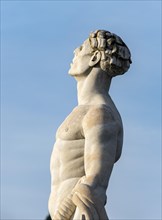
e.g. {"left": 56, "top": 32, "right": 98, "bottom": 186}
{"left": 79, "top": 46, "right": 83, "bottom": 51}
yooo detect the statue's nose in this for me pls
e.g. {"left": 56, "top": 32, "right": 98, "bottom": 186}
{"left": 74, "top": 47, "right": 80, "bottom": 55}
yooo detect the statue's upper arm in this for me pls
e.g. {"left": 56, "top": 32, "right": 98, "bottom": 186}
{"left": 81, "top": 106, "right": 119, "bottom": 186}
{"left": 82, "top": 105, "right": 117, "bottom": 137}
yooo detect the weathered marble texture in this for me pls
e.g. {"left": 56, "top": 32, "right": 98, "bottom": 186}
{"left": 49, "top": 30, "right": 132, "bottom": 220}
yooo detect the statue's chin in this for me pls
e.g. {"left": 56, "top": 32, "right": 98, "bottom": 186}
{"left": 68, "top": 66, "right": 74, "bottom": 75}
{"left": 68, "top": 66, "right": 90, "bottom": 77}
{"left": 68, "top": 68, "right": 78, "bottom": 76}
{"left": 68, "top": 70, "right": 75, "bottom": 76}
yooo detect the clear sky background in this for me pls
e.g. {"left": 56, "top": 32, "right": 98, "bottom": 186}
{"left": 1, "top": 1, "right": 161, "bottom": 220}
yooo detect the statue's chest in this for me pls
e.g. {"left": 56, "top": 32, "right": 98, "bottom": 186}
{"left": 56, "top": 106, "right": 88, "bottom": 140}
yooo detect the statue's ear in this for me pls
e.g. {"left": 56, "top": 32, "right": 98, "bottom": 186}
{"left": 89, "top": 51, "right": 101, "bottom": 67}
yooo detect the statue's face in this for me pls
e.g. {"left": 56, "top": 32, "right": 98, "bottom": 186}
{"left": 68, "top": 39, "right": 93, "bottom": 76}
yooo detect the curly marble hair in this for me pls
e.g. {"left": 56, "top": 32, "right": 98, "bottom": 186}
{"left": 89, "top": 30, "right": 132, "bottom": 77}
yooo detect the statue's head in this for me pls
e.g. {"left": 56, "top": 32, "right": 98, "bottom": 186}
{"left": 69, "top": 30, "right": 132, "bottom": 77}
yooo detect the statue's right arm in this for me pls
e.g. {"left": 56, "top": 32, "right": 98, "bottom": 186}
{"left": 82, "top": 106, "right": 118, "bottom": 188}
{"left": 52, "top": 193, "right": 76, "bottom": 220}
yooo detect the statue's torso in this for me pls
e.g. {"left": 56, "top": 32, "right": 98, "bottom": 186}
{"left": 49, "top": 105, "right": 88, "bottom": 215}
{"left": 49, "top": 103, "right": 123, "bottom": 215}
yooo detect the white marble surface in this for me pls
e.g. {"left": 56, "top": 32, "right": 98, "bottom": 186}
{"left": 49, "top": 30, "right": 131, "bottom": 220}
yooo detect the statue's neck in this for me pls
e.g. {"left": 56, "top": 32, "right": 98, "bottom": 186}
{"left": 75, "top": 68, "right": 112, "bottom": 105}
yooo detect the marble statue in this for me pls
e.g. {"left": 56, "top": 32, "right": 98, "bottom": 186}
{"left": 49, "top": 30, "right": 132, "bottom": 220}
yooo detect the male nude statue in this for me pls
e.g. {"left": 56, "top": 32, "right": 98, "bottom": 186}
{"left": 48, "top": 30, "right": 132, "bottom": 220}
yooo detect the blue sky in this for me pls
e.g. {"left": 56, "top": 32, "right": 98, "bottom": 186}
{"left": 1, "top": 1, "right": 161, "bottom": 219}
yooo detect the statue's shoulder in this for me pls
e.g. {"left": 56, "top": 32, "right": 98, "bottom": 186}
{"left": 82, "top": 104, "right": 115, "bottom": 129}
{"left": 86, "top": 104, "right": 114, "bottom": 117}
{"left": 73, "top": 104, "right": 113, "bottom": 117}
